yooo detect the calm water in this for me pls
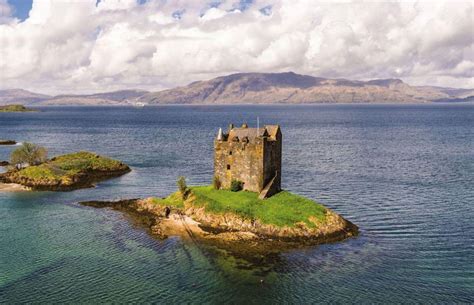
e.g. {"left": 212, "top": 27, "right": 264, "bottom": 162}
{"left": 0, "top": 104, "right": 473, "bottom": 303}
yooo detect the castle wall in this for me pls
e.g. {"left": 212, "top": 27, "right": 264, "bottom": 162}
{"left": 214, "top": 139, "right": 264, "bottom": 192}
{"left": 263, "top": 132, "right": 282, "bottom": 191}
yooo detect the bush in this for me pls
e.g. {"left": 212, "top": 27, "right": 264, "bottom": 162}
{"left": 230, "top": 179, "right": 243, "bottom": 192}
{"left": 177, "top": 176, "right": 188, "bottom": 199}
{"left": 212, "top": 176, "right": 221, "bottom": 190}
{"left": 10, "top": 142, "right": 48, "bottom": 169}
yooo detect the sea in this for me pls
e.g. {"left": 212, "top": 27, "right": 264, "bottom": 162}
{"left": 0, "top": 104, "right": 473, "bottom": 303}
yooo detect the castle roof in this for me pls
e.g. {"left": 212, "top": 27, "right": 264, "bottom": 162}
{"left": 227, "top": 125, "right": 280, "bottom": 141}
{"left": 264, "top": 125, "right": 280, "bottom": 138}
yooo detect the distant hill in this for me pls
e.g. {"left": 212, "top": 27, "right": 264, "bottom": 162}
{"left": 421, "top": 87, "right": 474, "bottom": 100}
{"left": 1, "top": 73, "right": 472, "bottom": 105}
{"left": 41, "top": 90, "right": 149, "bottom": 105}
{"left": 137, "top": 72, "right": 473, "bottom": 104}
{"left": 0, "top": 89, "right": 148, "bottom": 106}
{"left": 0, "top": 89, "right": 50, "bottom": 105}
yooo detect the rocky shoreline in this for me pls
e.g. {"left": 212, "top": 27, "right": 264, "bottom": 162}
{"left": 0, "top": 183, "right": 30, "bottom": 192}
{"left": 0, "top": 168, "right": 131, "bottom": 191}
{"left": 80, "top": 197, "right": 358, "bottom": 254}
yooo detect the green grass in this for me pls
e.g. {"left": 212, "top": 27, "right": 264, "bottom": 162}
{"left": 20, "top": 165, "right": 63, "bottom": 180}
{"left": 150, "top": 192, "right": 185, "bottom": 209}
{"left": 152, "top": 186, "right": 328, "bottom": 228}
{"left": 12, "top": 151, "right": 128, "bottom": 184}
{"left": 0, "top": 105, "right": 35, "bottom": 112}
{"left": 51, "top": 151, "right": 126, "bottom": 172}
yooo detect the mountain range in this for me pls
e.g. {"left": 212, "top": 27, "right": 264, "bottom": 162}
{"left": 1, "top": 72, "right": 473, "bottom": 106}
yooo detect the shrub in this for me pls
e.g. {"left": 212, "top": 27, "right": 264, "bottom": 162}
{"left": 177, "top": 176, "right": 188, "bottom": 199}
{"left": 10, "top": 142, "right": 48, "bottom": 169}
{"left": 230, "top": 179, "right": 243, "bottom": 192}
{"left": 212, "top": 176, "right": 221, "bottom": 190}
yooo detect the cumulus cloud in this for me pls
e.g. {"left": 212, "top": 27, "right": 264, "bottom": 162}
{"left": 0, "top": 0, "right": 14, "bottom": 23}
{"left": 0, "top": 0, "right": 473, "bottom": 94}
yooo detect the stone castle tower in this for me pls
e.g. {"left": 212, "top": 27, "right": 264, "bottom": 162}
{"left": 214, "top": 123, "right": 282, "bottom": 199}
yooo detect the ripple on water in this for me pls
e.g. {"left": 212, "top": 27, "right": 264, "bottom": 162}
{"left": 0, "top": 104, "right": 473, "bottom": 303}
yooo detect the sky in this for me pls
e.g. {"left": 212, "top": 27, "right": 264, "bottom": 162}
{"left": 0, "top": 0, "right": 473, "bottom": 95}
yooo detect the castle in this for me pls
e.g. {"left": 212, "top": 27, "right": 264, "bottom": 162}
{"left": 214, "top": 123, "right": 282, "bottom": 199}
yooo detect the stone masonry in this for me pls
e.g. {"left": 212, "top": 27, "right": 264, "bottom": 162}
{"left": 214, "top": 123, "right": 282, "bottom": 198}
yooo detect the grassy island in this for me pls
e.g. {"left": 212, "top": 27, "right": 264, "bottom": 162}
{"left": 81, "top": 185, "right": 358, "bottom": 255}
{"left": 0, "top": 151, "right": 130, "bottom": 191}
{"left": 0, "top": 104, "right": 36, "bottom": 112}
{"left": 152, "top": 186, "right": 327, "bottom": 228}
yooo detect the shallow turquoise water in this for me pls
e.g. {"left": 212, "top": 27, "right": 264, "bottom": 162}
{"left": 0, "top": 104, "right": 473, "bottom": 303}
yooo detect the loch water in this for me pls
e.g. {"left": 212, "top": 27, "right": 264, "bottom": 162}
{"left": 0, "top": 104, "right": 473, "bottom": 303}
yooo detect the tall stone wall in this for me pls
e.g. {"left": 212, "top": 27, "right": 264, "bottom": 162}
{"left": 262, "top": 131, "right": 282, "bottom": 192}
{"left": 214, "top": 125, "right": 282, "bottom": 197}
{"left": 214, "top": 139, "right": 264, "bottom": 192}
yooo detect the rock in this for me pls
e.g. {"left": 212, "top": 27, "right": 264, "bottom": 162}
{"left": 151, "top": 224, "right": 168, "bottom": 239}
{"left": 0, "top": 161, "right": 9, "bottom": 166}
{"left": 0, "top": 140, "right": 16, "bottom": 145}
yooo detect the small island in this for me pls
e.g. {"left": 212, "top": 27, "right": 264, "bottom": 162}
{"left": 81, "top": 124, "right": 358, "bottom": 253}
{"left": 0, "top": 145, "right": 130, "bottom": 191}
{"left": 0, "top": 140, "right": 17, "bottom": 145}
{"left": 0, "top": 104, "right": 37, "bottom": 112}
{"left": 81, "top": 185, "right": 358, "bottom": 253}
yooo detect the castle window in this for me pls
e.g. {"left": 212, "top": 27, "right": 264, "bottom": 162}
{"left": 229, "top": 151, "right": 232, "bottom": 155}
{"left": 227, "top": 164, "right": 231, "bottom": 170}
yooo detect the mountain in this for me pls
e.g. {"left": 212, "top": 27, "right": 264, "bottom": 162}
{"left": 137, "top": 72, "right": 472, "bottom": 104}
{"left": 40, "top": 90, "right": 148, "bottom": 105}
{"left": 1, "top": 73, "right": 472, "bottom": 106}
{"left": 0, "top": 89, "right": 149, "bottom": 106}
{"left": 422, "top": 87, "right": 474, "bottom": 101}
{"left": 0, "top": 89, "right": 51, "bottom": 105}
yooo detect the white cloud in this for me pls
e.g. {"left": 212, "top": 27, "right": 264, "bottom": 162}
{"left": 0, "top": 0, "right": 14, "bottom": 23}
{"left": 200, "top": 7, "right": 229, "bottom": 21}
{"left": 0, "top": 0, "right": 473, "bottom": 94}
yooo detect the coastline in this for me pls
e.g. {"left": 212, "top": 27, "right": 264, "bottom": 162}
{"left": 0, "top": 182, "right": 30, "bottom": 192}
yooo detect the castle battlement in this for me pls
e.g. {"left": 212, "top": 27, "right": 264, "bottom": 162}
{"left": 214, "top": 123, "right": 282, "bottom": 199}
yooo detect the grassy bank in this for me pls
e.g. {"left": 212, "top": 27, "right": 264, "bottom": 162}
{"left": 151, "top": 192, "right": 185, "bottom": 209}
{"left": 152, "top": 186, "right": 327, "bottom": 228}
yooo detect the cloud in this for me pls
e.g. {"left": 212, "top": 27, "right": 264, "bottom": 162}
{"left": 0, "top": 0, "right": 14, "bottom": 23}
{"left": 0, "top": 0, "right": 473, "bottom": 94}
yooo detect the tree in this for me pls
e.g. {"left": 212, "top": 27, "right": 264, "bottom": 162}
{"left": 177, "top": 176, "right": 188, "bottom": 199}
{"left": 10, "top": 142, "right": 48, "bottom": 169}
{"left": 230, "top": 179, "right": 243, "bottom": 192}
{"left": 212, "top": 175, "right": 221, "bottom": 190}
